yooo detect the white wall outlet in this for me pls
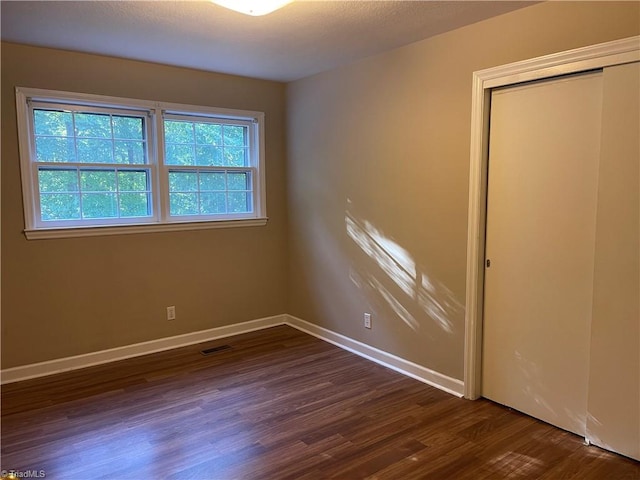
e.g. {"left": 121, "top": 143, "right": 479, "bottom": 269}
{"left": 167, "top": 306, "right": 176, "bottom": 321}
{"left": 364, "top": 313, "right": 372, "bottom": 329}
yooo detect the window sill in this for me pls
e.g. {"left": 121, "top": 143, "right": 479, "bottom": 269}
{"left": 24, "top": 217, "right": 269, "bottom": 240}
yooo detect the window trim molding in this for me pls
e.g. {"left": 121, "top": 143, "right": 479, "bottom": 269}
{"left": 23, "top": 218, "right": 268, "bottom": 240}
{"left": 15, "top": 87, "right": 268, "bottom": 239}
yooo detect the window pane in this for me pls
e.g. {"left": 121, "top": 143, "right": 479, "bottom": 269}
{"left": 169, "top": 171, "right": 198, "bottom": 192}
{"left": 34, "top": 111, "right": 147, "bottom": 168}
{"left": 223, "top": 125, "right": 246, "bottom": 146}
{"left": 82, "top": 193, "right": 118, "bottom": 218}
{"left": 228, "top": 192, "right": 251, "bottom": 213}
{"left": 81, "top": 170, "right": 116, "bottom": 192}
{"left": 40, "top": 193, "right": 81, "bottom": 220}
{"left": 118, "top": 171, "right": 148, "bottom": 192}
{"left": 114, "top": 140, "right": 145, "bottom": 164}
{"left": 75, "top": 112, "right": 111, "bottom": 138}
{"left": 201, "top": 192, "right": 227, "bottom": 214}
{"left": 35, "top": 137, "right": 76, "bottom": 162}
{"left": 195, "top": 123, "right": 222, "bottom": 145}
{"left": 224, "top": 147, "right": 247, "bottom": 167}
{"left": 77, "top": 138, "right": 114, "bottom": 163}
{"left": 195, "top": 145, "right": 224, "bottom": 166}
{"left": 34, "top": 110, "right": 74, "bottom": 136}
{"left": 227, "top": 172, "right": 249, "bottom": 190}
{"left": 170, "top": 192, "right": 198, "bottom": 216}
{"left": 112, "top": 116, "right": 143, "bottom": 140}
{"left": 119, "top": 193, "right": 150, "bottom": 217}
{"left": 199, "top": 172, "right": 226, "bottom": 191}
{"left": 38, "top": 169, "right": 79, "bottom": 193}
{"left": 164, "top": 121, "right": 194, "bottom": 144}
{"left": 165, "top": 144, "right": 194, "bottom": 166}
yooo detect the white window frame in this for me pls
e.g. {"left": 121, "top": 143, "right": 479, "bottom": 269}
{"left": 15, "top": 87, "right": 267, "bottom": 239}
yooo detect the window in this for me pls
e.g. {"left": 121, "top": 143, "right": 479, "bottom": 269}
{"left": 16, "top": 88, "right": 267, "bottom": 239}
{"left": 31, "top": 107, "right": 152, "bottom": 225}
{"left": 163, "top": 116, "right": 253, "bottom": 218}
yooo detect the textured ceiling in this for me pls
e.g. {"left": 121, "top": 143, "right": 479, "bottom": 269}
{"left": 1, "top": 1, "right": 535, "bottom": 82}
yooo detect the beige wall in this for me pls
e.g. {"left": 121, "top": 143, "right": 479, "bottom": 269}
{"left": 1, "top": 43, "right": 288, "bottom": 368}
{"left": 286, "top": 1, "right": 640, "bottom": 380}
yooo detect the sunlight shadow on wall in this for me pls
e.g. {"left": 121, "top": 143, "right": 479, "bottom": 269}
{"left": 345, "top": 207, "right": 462, "bottom": 334}
{"left": 345, "top": 214, "right": 415, "bottom": 298}
{"left": 369, "top": 276, "right": 420, "bottom": 330}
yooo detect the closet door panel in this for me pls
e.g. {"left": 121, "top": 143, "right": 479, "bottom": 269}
{"left": 587, "top": 61, "right": 640, "bottom": 461}
{"left": 482, "top": 72, "right": 603, "bottom": 436}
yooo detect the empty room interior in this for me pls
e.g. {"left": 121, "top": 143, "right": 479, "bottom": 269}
{"left": 1, "top": 1, "right": 639, "bottom": 478}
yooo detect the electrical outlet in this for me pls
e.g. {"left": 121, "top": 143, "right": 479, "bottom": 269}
{"left": 167, "top": 306, "right": 176, "bottom": 321}
{"left": 364, "top": 313, "right": 372, "bottom": 329}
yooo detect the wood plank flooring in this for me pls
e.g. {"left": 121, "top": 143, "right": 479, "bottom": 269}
{"left": 1, "top": 325, "right": 638, "bottom": 479}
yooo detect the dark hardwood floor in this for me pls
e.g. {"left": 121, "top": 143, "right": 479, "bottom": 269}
{"left": 1, "top": 325, "right": 638, "bottom": 479}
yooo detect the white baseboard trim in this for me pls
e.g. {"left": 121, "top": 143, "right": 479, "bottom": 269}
{"left": 0, "top": 315, "right": 287, "bottom": 384}
{"left": 1, "top": 313, "right": 464, "bottom": 398}
{"left": 284, "top": 315, "right": 464, "bottom": 397}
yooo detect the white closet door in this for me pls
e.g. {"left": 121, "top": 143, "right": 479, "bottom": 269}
{"left": 587, "top": 61, "right": 640, "bottom": 460}
{"left": 482, "top": 72, "right": 603, "bottom": 436}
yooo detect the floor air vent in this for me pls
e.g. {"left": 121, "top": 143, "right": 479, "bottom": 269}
{"left": 200, "top": 345, "right": 232, "bottom": 356}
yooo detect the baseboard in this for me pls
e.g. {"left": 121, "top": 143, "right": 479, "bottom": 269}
{"left": 1, "top": 313, "right": 464, "bottom": 398}
{"left": 284, "top": 315, "right": 464, "bottom": 397}
{"left": 0, "top": 315, "right": 287, "bottom": 384}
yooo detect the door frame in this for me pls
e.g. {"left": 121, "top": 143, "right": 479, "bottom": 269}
{"left": 463, "top": 36, "right": 640, "bottom": 400}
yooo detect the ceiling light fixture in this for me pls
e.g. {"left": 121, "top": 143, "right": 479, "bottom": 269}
{"left": 210, "top": 0, "right": 294, "bottom": 16}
